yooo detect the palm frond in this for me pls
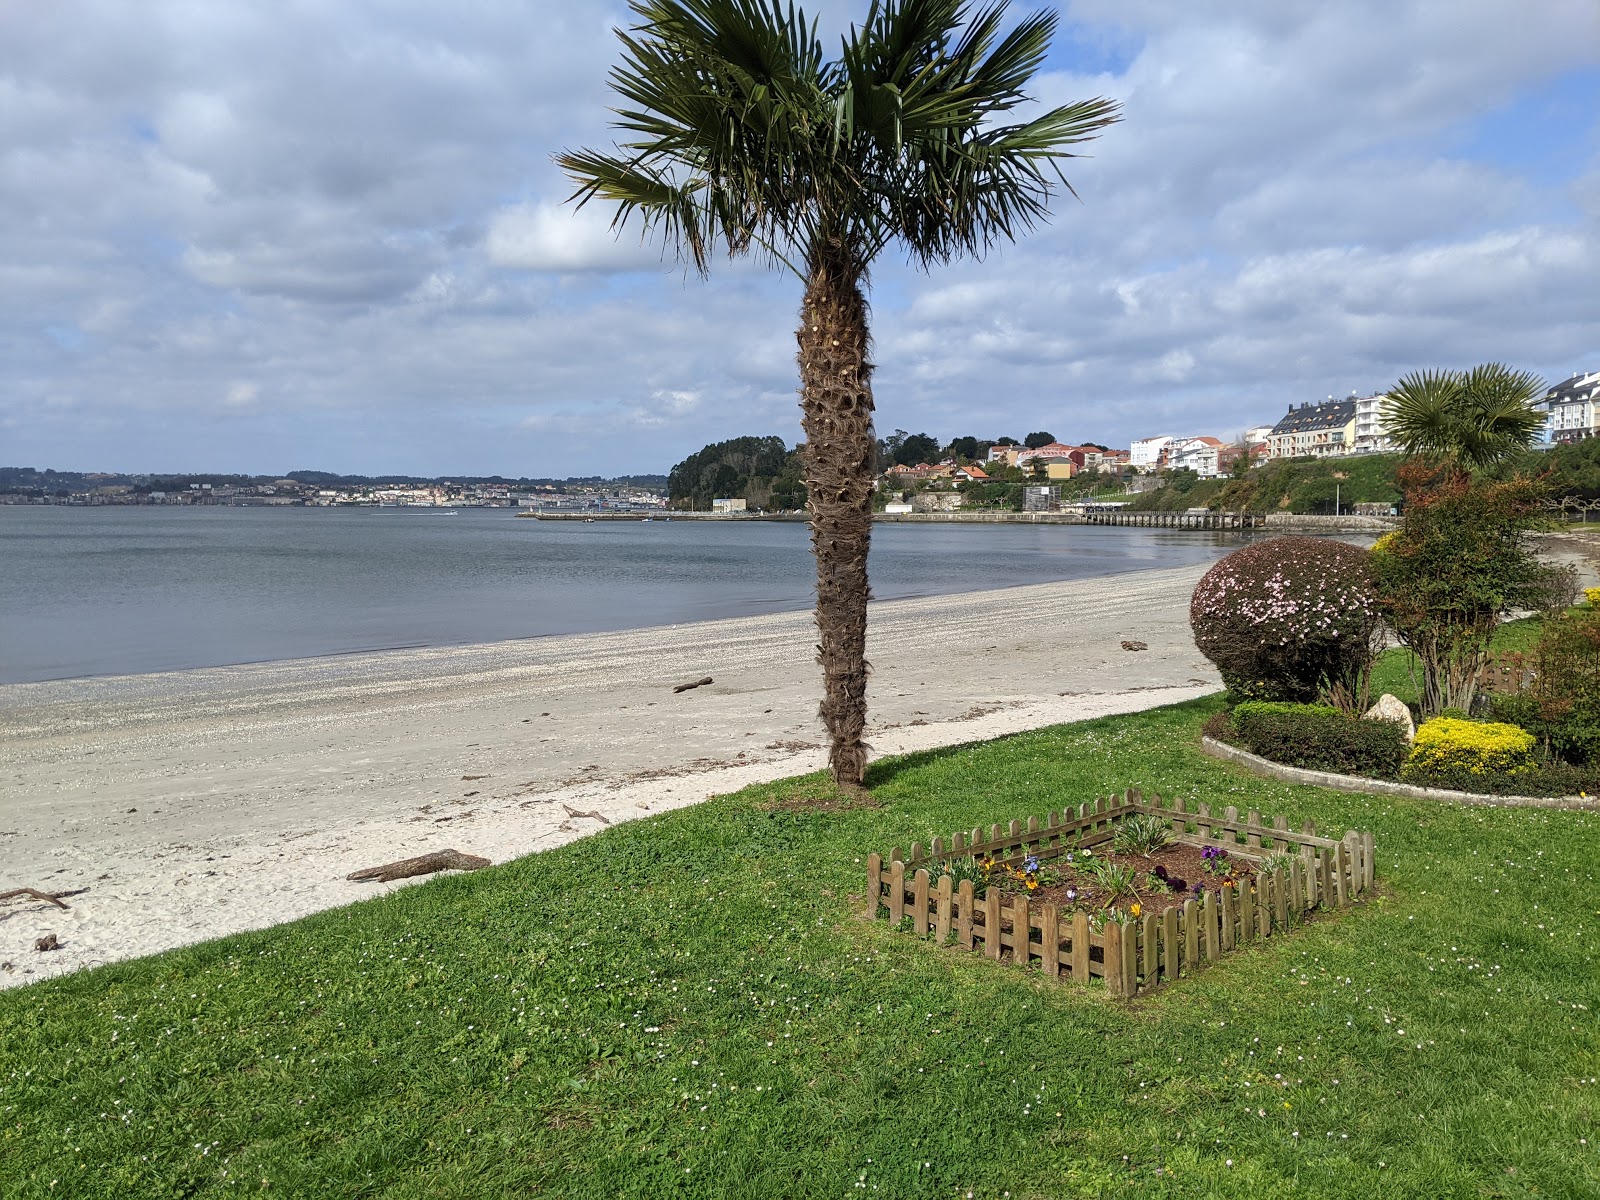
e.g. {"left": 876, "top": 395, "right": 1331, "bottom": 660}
{"left": 1384, "top": 364, "right": 1547, "bottom": 471}
{"left": 559, "top": 0, "right": 1119, "bottom": 276}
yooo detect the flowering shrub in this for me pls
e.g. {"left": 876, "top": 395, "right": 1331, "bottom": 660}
{"left": 1400, "top": 718, "right": 1536, "bottom": 781}
{"left": 1587, "top": 587, "right": 1600, "bottom": 607}
{"left": 1190, "top": 536, "right": 1382, "bottom": 702}
{"left": 1224, "top": 701, "right": 1408, "bottom": 777}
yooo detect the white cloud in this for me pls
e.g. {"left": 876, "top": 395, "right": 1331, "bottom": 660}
{"left": 0, "top": 0, "right": 1595, "bottom": 475}
{"left": 485, "top": 202, "right": 670, "bottom": 273}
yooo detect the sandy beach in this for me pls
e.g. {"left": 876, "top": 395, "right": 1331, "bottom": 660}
{"left": 0, "top": 560, "right": 1253, "bottom": 986}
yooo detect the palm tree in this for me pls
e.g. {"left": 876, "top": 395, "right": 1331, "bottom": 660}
{"left": 558, "top": 0, "right": 1119, "bottom": 786}
{"left": 1384, "top": 363, "right": 1548, "bottom": 471}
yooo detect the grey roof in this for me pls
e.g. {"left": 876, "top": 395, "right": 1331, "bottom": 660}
{"left": 1269, "top": 398, "right": 1356, "bottom": 437}
{"left": 1544, "top": 370, "right": 1600, "bottom": 405}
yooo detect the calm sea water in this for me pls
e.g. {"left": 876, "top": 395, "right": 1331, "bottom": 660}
{"left": 0, "top": 507, "right": 1247, "bottom": 684}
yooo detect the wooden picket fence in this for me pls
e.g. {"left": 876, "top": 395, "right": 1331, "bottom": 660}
{"left": 1476, "top": 651, "right": 1533, "bottom": 695}
{"left": 864, "top": 788, "right": 1376, "bottom": 997}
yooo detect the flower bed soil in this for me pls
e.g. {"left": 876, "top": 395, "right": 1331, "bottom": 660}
{"left": 985, "top": 840, "right": 1256, "bottom": 922}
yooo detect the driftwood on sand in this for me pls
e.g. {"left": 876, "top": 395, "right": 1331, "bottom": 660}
{"left": 673, "top": 676, "right": 714, "bottom": 693}
{"left": 1, "top": 887, "right": 88, "bottom": 911}
{"left": 346, "top": 850, "right": 491, "bottom": 884}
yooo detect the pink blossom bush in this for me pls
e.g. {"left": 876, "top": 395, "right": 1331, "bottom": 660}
{"left": 1190, "top": 536, "right": 1382, "bottom": 702}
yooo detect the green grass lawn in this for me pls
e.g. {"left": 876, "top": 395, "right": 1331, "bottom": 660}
{"left": 3, "top": 698, "right": 1597, "bottom": 1198}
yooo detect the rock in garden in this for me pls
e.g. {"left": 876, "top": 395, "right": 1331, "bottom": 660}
{"left": 1363, "top": 693, "right": 1416, "bottom": 742}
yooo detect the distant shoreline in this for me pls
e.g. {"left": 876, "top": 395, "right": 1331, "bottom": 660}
{"left": 527, "top": 509, "right": 1395, "bottom": 533}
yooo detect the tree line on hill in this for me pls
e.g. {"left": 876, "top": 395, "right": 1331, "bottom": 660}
{"left": 666, "top": 430, "right": 1116, "bottom": 511}
{"left": 0, "top": 466, "right": 668, "bottom": 498}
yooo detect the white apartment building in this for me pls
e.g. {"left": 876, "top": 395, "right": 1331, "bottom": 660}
{"left": 1543, "top": 370, "right": 1600, "bottom": 444}
{"left": 1352, "top": 392, "right": 1395, "bottom": 454}
{"left": 1128, "top": 435, "right": 1173, "bottom": 471}
{"left": 1170, "top": 436, "right": 1227, "bottom": 477}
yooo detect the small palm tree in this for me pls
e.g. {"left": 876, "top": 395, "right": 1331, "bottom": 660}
{"left": 1384, "top": 363, "right": 1547, "bottom": 471}
{"left": 559, "top": 0, "right": 1119, "bottom": 786}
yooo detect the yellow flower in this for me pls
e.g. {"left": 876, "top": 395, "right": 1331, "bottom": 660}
{"left": 1129, "top": 902, "right": 1142, "bottom": 917}
{"left": 1026, "top": 880, "right": 1038, "bottom": 891}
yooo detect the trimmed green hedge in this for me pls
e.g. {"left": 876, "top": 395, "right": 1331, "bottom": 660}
{"left": 1219, "top": 701, "right": 1408, "bottom": 777}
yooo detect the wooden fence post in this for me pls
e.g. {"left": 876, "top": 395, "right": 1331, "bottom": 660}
{"left": 984, "top": 889, "right": 1002, "bottom": 960}
{"left": 957, "top": 880, "right": 975, "bottom": 950}
{"left": 1220, "top": 883, "right": 1237, "bottom": 951}
{"left": 1162, "top": 907, "right": 1179, "bottom": 981}
{"left": 1013, "top": 896, "right": 1030, "bottom": 966}
{"left": 1333, "top": 842, "right": 1350, "bottom": 908}
{"left": 1041, "top": 903, "right": 1060, "bottom": 977}
{"left": 1104, "top": 922, "right": 1125, "bottom": 996}
{"left": 935, "top": 874, "right": 953, "bottom": 944}
{"left": 888, "top": 860, "right": 906, "bottom": 923}
{"left": 1071, "top": 912, "right": 1090, "bottom": 982}
{"left": 912, "top": 869, "right": 930, "bottom": 935}
{"left": 1142, "top": 912, "right": 1159, "bottom": 984}
{"left": 866, "top": 853, "right": 882, "bottom": 917}
{"left": 1183, "top": 897, "right": 1199, "bottom": 970}
{"left": 1121, "top": 920, "right": 1139, "bottom": 996}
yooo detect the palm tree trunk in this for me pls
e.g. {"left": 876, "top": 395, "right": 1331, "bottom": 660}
{"left": 797, "top": 244, "right": 875, "bottom": 787}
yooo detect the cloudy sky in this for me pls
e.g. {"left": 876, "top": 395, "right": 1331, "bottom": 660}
{"left": 4, "top": 0, "right": 1598, "bottom": 478}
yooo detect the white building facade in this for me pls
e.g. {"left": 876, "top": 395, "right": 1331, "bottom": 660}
{"left": 1544, "top": 370, "right": 1600, "bottom": 444}
{"left": 1128, "top": 435, "right": 1173, "bottom": 471}
{"left": 1170, "top": 436, "right": 1227, "bottom": 477}
{"left": 1352, "top": 392, "right": 1395, "bottom": 454}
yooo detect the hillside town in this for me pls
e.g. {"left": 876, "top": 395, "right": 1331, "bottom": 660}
{"left": 0, "top": 469, "right": 669, "bottom": 510}
{"left": 875, "top": 370, "right": 1599, "bottom": 511}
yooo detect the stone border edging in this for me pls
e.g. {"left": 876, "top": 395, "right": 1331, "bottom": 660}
{"left": 1200, "top": 736, "right": 1600, "bottom": 811}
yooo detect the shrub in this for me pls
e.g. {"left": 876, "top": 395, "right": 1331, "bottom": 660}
{"left": 1227, "top": 701, "right": 1408, "bottom": 777}
{"left": 1400, "top": 718, "right": 1536, "bottom": 782}
{"left": 1490, "top": 606, "right": 1600, "bottom": 765}
{"left": 1369, "top": 464, "right": 1548, "bottom": 716}
{"left": 1528, "top": 562, "right": 1579, "bottom": 618}
{"left": 1190, "top": 537, "right": 1382, "bottom": 702}
{"left": 1392, "top": 760, "right": 1597, "bottom": 797}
